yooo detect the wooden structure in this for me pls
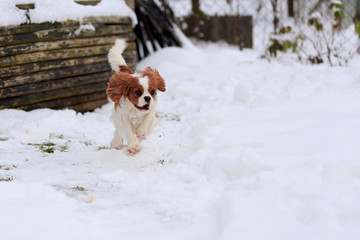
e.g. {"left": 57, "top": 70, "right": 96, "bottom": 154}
{"left": 0, "top": 13, "right": 136, "bottom": 112}
{"left": 74, "top": 0, "right": 102, "bottom": 6}
{"left": 134, "top": 0, "right": 181, "bottom": 60}
{"left": 180, "top": 15, "right": 253, "bottom": 49}
{"left": 175, "top": 0, "right": 252, "bottom": 49}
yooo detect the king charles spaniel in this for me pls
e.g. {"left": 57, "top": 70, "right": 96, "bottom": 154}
{"left": 106, "top": 39, "right": 166, "bottom": 155}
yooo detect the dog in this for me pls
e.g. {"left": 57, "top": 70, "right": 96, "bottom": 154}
{"left": 106, "top": 39, "right": 166, "bottom": 155}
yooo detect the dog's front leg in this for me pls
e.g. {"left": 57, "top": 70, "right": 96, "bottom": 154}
{"left": 110, "top": 109, "right": 125, "bottom": 150}
{"left": 136, "top": 113, "right": 156, "bottom": 141}
{"left": 110, "top": 129, "right": 124, "bottom": 150}
{"left": 122, "top": 118, "right": 141, "bottom": 156}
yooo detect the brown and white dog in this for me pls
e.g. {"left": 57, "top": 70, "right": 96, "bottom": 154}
{"left": 106, "top": 39, "right": 166, "bottom": 155}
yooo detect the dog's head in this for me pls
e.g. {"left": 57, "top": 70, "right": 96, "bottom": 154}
{"left": 106, "top": 65, "right": 166, "bottom": 111}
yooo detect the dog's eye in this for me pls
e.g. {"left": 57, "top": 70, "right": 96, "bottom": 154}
{"left": 150, "top": 90, "right": 155, "bottom": 95}
{"left": 135, "top": 90, "right": 142, "bottom": 96}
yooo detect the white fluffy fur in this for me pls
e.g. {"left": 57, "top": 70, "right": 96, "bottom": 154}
{"left": 108, "top": 39, "right": 127, "bottom": 72}
{"left": 110, "top": 97, "right": 158, "bottom": 155}
{"left": 108, "top": 40, "right": 158, "bottom": 155}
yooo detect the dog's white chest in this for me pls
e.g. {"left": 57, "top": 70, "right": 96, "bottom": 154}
{"left": 129, "top": 112, "right": 147, "bottom": 129}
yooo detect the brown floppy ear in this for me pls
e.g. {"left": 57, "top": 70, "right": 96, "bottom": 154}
{"left": 106, "top": 72, "right": 137, "bottom": 106}
{"left": 142, "top": 67, "right": 166, "bottom": 92}
{"left": 154, "top": 68, "right": 166, "bottom": 92}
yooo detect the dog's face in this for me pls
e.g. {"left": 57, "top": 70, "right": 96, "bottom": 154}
{"left": 107, "top": 66, "right": 166, "bottom": 111}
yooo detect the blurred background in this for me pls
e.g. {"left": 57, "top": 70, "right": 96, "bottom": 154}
{"left": 163, "top": 0, "right": 359, "bottom": 48}
{"left": 1, "top": 0, "right": 359, "bottom": 112}
{"left": 146, "top": 0, "right": 360, "bottom": 66}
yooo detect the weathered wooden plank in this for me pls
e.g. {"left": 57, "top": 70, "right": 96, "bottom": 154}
{"left": 0, "top": 81, "right": 108, "bottom": 109}
{"left": 0, "top": 20, "right": 79, "bottom": 36}
{"left": 69, "top": 98, "right": 108, "bottom": 112}
{"left": 18, "top": 91, "right": 107, "bottom": 111}
{"left": 0, "top": 62, "right": 111, "bottom": 89}
{"left": 0, "top": 16, "right": 132, "bottom": 37}
{"left": 0, "top": 71, "right": 111, "bottom": 99}
{"left": 0, "top": 72, "right": 111, "bottom": 99}
{"left": 0, "top": 55, "right": 108, "bottom": 78}
{"left": 15, "top": 3, "right": 35, "bottom": 10}
{"left": 0, "top": 62, "right": 136, "bottom": 90}
{"left": 0, "top": 44, "right": 113, "bottom": 67}
{"left": 82, "top": 16, "right": 132, "bottom": 25}
{"left": 0, "top": 36, "right": 136, "bottom": 57}
{"left": 75, "top": 1, "right": 101, "bottom": 6}
{"left": 0, "top": 42, "right": 137, "bottom": 66}
{"left": 0, "top": 51, "right": 136, "bottom": 79}
{"left": 0, "top": 24, "right": 133, "bottom": 47}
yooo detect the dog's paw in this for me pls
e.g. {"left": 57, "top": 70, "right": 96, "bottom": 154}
{"left": 110, "top": 142, "right": 124, "bottom": 150}
{"left": 125, "top": 145, "right": 141, "bottom": 156}
{"left": 110, "top": 138, "right": 124, "bottom": 150}
{"left": 136, "top": 133, "right": 146, "bottom": 141}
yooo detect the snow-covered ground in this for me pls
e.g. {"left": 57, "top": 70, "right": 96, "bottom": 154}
{"left": 1, "top": 39, "right": 360, "bottom": 240}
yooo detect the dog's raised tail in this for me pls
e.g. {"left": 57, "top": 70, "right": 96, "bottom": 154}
{"left": 108, "top": 39, "right": 127, "bottom": 72}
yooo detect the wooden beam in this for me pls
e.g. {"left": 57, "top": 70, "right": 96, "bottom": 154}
{"left": 0, "top": 55, "right": 108, "bottom": 78}
{"left": 191, "top": 0, "right": 200, "bottom": 14}
{"left": 15, "top": 4, "right": 35, "bottom": 10}
{"left": 0, "top": 24, "right": 133, "bottom": 47}
{"left": 0, "top": 62, "right": 111, "bottom": 89}
{"left": 69, "top": 98, "right": 108, "bottom": 112}
{"left": 0, "top": 17, "right": 132, "bottom": 37}
{"left": 0, "top": 72, "right": 112, "bottom": 99}
{"left": 75, "top": 1, "right": 101, "bottom": 6}
{"left": 18, "top": 92, "right": 107, "bottom": 111}
{"left": 0, "top": 45, "right": 114, "bottom": 67}
{"left": 0, "top": 81, "right": 108, "bottom": 109}
{"left": 288, "top": 0, "right": 294, "bottom": 17}
{"left": 0, "top": 52, "right": 136, "bottom": 79}
{"left": 0, "top": 20, "right": 79, "bottom": 36}
{"left": 0, "top": 36, "right": 136, "bottom": 57}
{"left": 82, "top": 16, "right": 132, "bottom": 25}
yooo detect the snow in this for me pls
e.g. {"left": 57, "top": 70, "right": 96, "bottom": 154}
{"left": 1, "top": 39, "right": 360, "bottom": 239}
{"left": 0, "top": 0, "right": 137, "bottom": 27}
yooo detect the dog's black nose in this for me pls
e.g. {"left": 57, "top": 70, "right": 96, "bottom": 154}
{"left": 144, "top": 96, "right": 151, "bottom": 103}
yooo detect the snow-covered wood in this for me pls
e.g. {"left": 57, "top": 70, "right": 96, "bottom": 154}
{"left": 0, "top": 16, "right": 136, "bottom": 112}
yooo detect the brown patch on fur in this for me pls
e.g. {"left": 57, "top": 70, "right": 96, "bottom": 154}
{"left": 119, "top": 65, "right": 134, "bottom": 74}
{"left": 106, "top": 72, "right": 139, "bottom": 108}
{"left": 142, "top": 67, "right": 166, "bottom": 92}
{"left": 107, "top": 66, "right": 165, "bottom": 110}
{"left": 128, "top": 84, "right": 144, "bottom": 107}
{"left": 148, "top": 77, "right": 158, "bottom": 100}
